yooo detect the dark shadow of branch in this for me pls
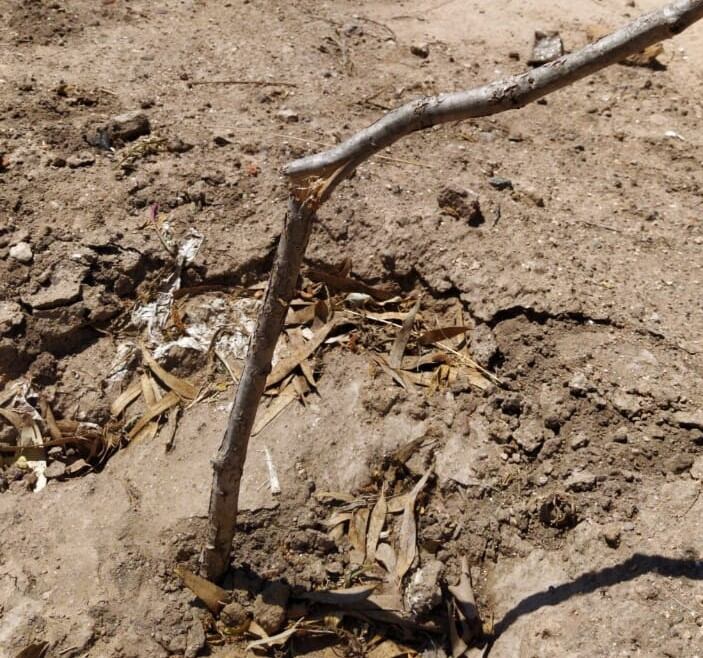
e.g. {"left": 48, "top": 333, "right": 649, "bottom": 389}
{"left": 485, "top": 552, "right": 703, "bottom": 652}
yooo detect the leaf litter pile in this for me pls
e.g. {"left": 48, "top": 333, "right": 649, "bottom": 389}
{"left": 176, "top": 459, "right": 488, "bottom": 657}
{"left": 3, "top": 259, "right": 499, "bottom": 654}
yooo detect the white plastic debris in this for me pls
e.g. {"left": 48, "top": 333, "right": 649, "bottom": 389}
{"left": 263, "top": 446, "right": 281, "bottom": 495}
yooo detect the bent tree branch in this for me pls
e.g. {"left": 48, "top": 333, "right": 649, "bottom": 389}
{"left": 202, "top": 0, "right": 703, "bottom": 582}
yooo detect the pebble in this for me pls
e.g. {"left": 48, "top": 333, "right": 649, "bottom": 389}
{"left": 410, "top": 43, "right": 429, "bottom": 58}
{"left": 253, "top": 581, "right": 290, "bottom": 635}
{"left": 9, "top": 241, "right": 33, "bottom": 263}
{"left": 669, "top": 410, "right": 703, "bottom": 431}
{"left": 612, "top": 426, "right": 629, "bottom": 443}
{"left": 276, "top": 109, "right": 299, "bottom": 123}
{"left": 602, "top": 523, "right": 621, "bottom": 548}
{"left": 568, "top": 371, "right": 590, "bottom": 395}
{"left": 488, "top": 175, "right": 513, "bottom": 190}
{"left": 565, "top": 469, "right": 597, "bottom": 492}
{"left": 514, "top": 418, "right": 544, "bottom": 454}
{"left": 66, "top": 151, "right": 95, "bottom": 168}
{"left": 0, "top": 301, "right": 24, "bottom": 335}
{"left": 569, "top": 432, "right": 589, "bottom": 450}
{"left": 666, "top": 454, "right": 694, "bottom": 474}
{"left": 690, "top": 456, "right": 703, "bottom": 480}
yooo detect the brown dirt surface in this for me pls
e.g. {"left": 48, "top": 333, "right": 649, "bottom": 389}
{"left": 2, "top": 1, "right": 703, "bottom": 657}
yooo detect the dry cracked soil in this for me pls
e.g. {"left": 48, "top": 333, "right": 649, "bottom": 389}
{"left": 1, "top": 1, "right": 703, "bottom": 657}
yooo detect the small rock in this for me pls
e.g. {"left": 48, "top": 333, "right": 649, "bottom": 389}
{"left": 253, "top": 581, "right": 290, "bottom": 635}
{"left": 0, "top": 301, "right": 24, "bottom": 335}
{"left": 568, "top": 371, "right": 590, "bottom": 396}
{"left": 602, "top": 524, "right": 621, "bottom": 548}
{"left": 9, "top": 241, "right": 33, "bottom": 263}
{"left": 565, "top": 469, "right": 597, "bottom": 492}
{"left": 410, "top": 43, "right": 429, "bottom": 58}
{"left": 514, "top": 419, "right": 544, "bottom": 454}
{"left": 612, "top": 426, "right": 629, "bottom": 443}
{"left": 540, "top": 436, "right": 562, "bottom": 458}
{"left": 23, "top": 263, "right": 86, "bottom": 310}
{"left": 66, "top": 151, "right": 95, "bottom": 168}
{"left": 45, "top": 461, "right": 66, "bottom": 479}
{"left": 666, "top": 453, "right": 694, "bottom": 474}
{"left": 220, "top": 600, "right": 250, "bottom": 630}
{"left": 488, "top": 176, "right": 513, "bottom": 190}
{"left": 691, "top": 456, "right": 703, "bottom": 480}
{"left": 166, "top": 138, "right": 193, "bottom": 153}
{"left": 276, "top": 109, "right": 299, "bottom": 123}
{"left": 437, "top": 185, "right": 483, "bottom": 226}
{"left": 470, "top": 324, "right": 497, "bottom": 366}
{"left": 669, "top": 410, "right": 703, "bottom": 431}
{"left": 404, "top": 559, "right": 443, "bottom": 616}
{"left": 184, "top": 616, "right": 206, "bottom": 658}
{"left": 569, "top": 433, "right": 589, "bottom": 450}
{"left": 488, "top": 418, "right": 512, "bottom": 444}
{"left": 86, "top": 111, "right": 150, "bottom": 149}
{"left": 611, "top": 391, "right": 641, "bottom": 418}
{"left": 213, "top": 135, "right": 231, "bottom": 146}
{"left": 528, "top": 31, "right": 563, "bottom": 66}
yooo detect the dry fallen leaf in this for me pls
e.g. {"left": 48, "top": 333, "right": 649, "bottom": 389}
{"left": 300, "top": 584, "right": 377, "bottom": 605}
{"left": 174, "top": 565, "right": 228, "bottom": 614}
{"left": 128, "top": 390, "right": 179, "bottom": 440}
{"left": 252, "top": 380, "right": 298, "bottom": 435}
{"left": 375, "top": 542, "right": 397, "bottom": 575}
{"left": 389, "top": 299, "right": 420, "bottom": 369}
{"left": 417, "top": 325, "right": 469, "bottom": 346}
{"left": 246, "top": 620, "right": 302, "bottom": 651}
{"left": 110, "top": 379, "right": 142, "bottom": 417}
{"left": 394, "top": 468, "right": 432, "bottom": 584}
{"left": 142, "top": 346, "right": 197, "bottom": 399}
{"left": 348, "top": 506, "right": 370, "bottom": 561}
{"left": 267, "top": 318, "right": 342, "bottom": 387}
{"left": 366, "top": 487, "right": 387, "bottom": 564}
{"left": 306, "top": 267, "right": 398, "bottom": 301}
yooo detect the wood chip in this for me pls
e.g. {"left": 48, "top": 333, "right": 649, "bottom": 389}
{"left": 174, "top": 565, "right": 228, "bottom": 614}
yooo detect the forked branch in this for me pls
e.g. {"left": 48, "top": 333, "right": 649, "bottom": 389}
{"left": 203, "top": 0, "right": 703, "bottom": 582}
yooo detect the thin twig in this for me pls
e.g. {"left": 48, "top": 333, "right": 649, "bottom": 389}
{"left": 190, "top": 79, "right": 298, "bottom": 88}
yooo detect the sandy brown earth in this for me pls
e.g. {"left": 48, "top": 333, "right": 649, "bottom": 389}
{"left": 2, "top": 1, "right": 703, "bottom": 657}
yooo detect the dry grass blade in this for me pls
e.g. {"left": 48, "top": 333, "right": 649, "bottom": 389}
{"left": 246, "top": 620, "right": 303, "bottom": 651}
{"left": 252, "top": 381, "right": 297, "bottom": 435}
{"left": 142, "top": 346, "right": 197, "bottom": 399}
{"left": 375, "top": 542, "right": 397, "bottom": 575}
{"left": 389, "top": 299, "right": 420, "bottom": 369}
{"left": 306, "top": 267, "right": 399, "bottom": 301}
{"left": 163, "top": 405, "right": 180, "bottom": 451}
{"left": 394, "top": 468, "right": 432, "bottom": 584}
{"left": 417, "top": 326, "right": 469, "bottom": 346}
{"left": 372, "top": 355, "right": 409, "bottom": 390}
{"left": 348, "top": 506, "right": 370, "bottom": 561}
{"left": 174, "top": 565, "right": 228, "bottom": 614}
{"left": 366, "top": 487, "right": 387, "bottom": 563}
{"left": 128, "top": 391, "right": 179, "bottom": 440}
{"left": 448, "top": 556, "right": 482, "bottom": 655}
{"left": 110, "top": 379, "right": 142, "bottom": 417}
{"left": 300, "top": 584, "right": 377, "bottom": 605}
{"left": 38, "top": 398, "right": 62, "bottom": 442}
{"left": 267, "top": 318, "right": 342, "bottom": 387}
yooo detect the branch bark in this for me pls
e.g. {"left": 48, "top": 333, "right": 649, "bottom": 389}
{"left": 202, "top": 197, "right": 315, "bottom": 580}
{"left": 285, "top": 0, "right": 703, "bottom": 189}
{"left": 202, "top": 0, "right": 703, "bottom": 582}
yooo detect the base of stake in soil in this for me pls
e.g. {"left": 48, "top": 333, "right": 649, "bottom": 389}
{"left": 202, "top": 0, "right": 703, "bottom": 593}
